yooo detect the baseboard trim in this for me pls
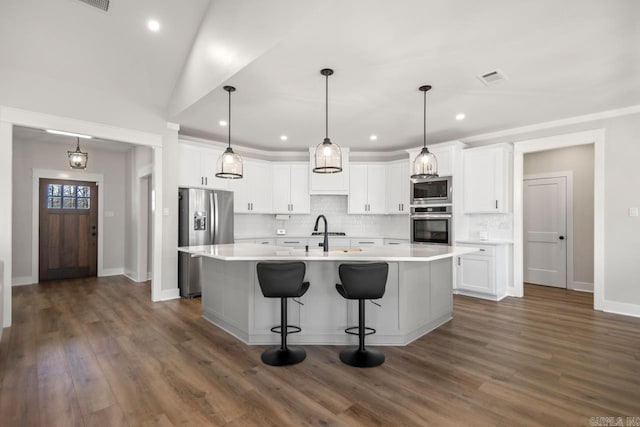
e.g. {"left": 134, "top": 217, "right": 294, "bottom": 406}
{"left": 569, "top": 281, "right": 593, "bottom": 292}
{"left": 12, "top": 276, "right": 35, "bottom": 286}
{"left": 155, "top": 288, "right": 180, "bottom": 301}
{"left": 601, "top": 300, "right": 640, "bottom": 318}
{"left": 100, "top": 268, "right": 125, "bottom": 277}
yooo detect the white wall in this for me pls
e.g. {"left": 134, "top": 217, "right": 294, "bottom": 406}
{"left": 235, "top": 195, "right": 410, "bottom": 239}
{"left": 12, "top": 134, "right": 129, "bottom": 282}
{"left": 524, "top": 145, "right": 594, "bottom": 285}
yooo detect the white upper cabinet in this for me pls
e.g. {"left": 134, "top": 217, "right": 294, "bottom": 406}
{"left": 348, "top": 163, "right": 386, "bottom": 214}
{"left": 229, "top": 158, "right": 273, "bottom": 213}
{"left": 272, "top": 163, "right": 310, "bottom": 214}
{"left": 308, "top": 147, "right": 350, "bottom": 195}
{"left": 178, "top": 142, "right": 229, "bottom": 190}
{"left": 386, "top": 160, "right": 410, "bottom": 214}
{"left": 462, "top": 144, "right": 512, "bottom": 213}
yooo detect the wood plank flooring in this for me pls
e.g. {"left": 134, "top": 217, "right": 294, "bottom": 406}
{"left": 1, "top": 276, "right": 639, "bottom": 426}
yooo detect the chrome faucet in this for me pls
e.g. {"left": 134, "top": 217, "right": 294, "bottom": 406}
{"left": 313, "top": 214, "right": 329, "bottom": 252}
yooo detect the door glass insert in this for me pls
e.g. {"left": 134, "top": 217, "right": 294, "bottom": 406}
{"left": 47, "top": 183, "right": 91, "bottom": 210}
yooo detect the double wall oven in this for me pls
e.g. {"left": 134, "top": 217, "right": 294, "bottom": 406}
{"left": 410, "top": 176, "right": 453, "bottom": 245}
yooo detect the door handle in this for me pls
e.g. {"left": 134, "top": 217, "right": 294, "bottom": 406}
{"left": 91, "top": 232, "right": 97, "bottom": 236}
{"left": 559, "top": 236, "right": 565, "bottom": 240}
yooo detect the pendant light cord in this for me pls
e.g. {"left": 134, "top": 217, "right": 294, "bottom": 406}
{"left": 423, "top": 89, "right": 427, "bottom": 149}
{"left": 228, "top": 89, "right": 232, "bottom": 149}
{"left": 325, "top": 73, "right": 329, "bottom": 140}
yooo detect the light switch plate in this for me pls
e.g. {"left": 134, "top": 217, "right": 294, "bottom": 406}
{"left": 276, "top": 229, "right": 286, "bottom": 235}
{"left": 629, "top": 207, "right": 638, "bottom": 217}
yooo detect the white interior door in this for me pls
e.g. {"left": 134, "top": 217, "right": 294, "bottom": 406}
{"left": 524, "top": 177, "right": 567, "bottom": 287}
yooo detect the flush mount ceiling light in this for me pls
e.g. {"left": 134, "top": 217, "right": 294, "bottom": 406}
{"left": 455, "top": 113, "right": 466, "bottom": 121}
{"left": 147, "top": 19, "right": 160, "bottom": 32}
{"left": 369, "top": 135, "right": 378, "bottom": 141}
{"left": 280, "top": 135, "right": 288, "bottom": 141}
{"left": 411, "top": 85, "right": 438, "bottom": 179}
{"left": 68, "top": 137, "right": 88, "bottom": 170}
{"left": 215, "top": 86, "right": 243, "bottom": 179}
{"left": 219, "top": 120, "right": 227, "bottom": 126}
{"left": 313, "top": 68, "right": 342, "bottom": 174}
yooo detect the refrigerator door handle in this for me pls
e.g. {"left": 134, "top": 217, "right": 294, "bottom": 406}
{"left": 212, "top": 191, "right": 219, "bottom": 244}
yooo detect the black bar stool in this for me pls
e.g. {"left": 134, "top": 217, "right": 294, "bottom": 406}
{"left": 256, "top": 262, "right": 310, "bottom": 366}
{"left": 335, "top": 262, "right": 389, "bottom": 368}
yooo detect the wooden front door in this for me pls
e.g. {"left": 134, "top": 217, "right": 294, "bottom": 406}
{"left": 39, "top": 179, "right": 98, "bottom": 281}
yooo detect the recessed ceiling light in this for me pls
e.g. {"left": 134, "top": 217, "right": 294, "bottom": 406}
{"left": 369, "top": 135, "right": 378, "bottom": 141}
{"left": 147, "top": 19, "right": 160, "bottom": 32}
{"left": 219, "top": 120, "right": 228, "bottom": 126}
{"left": 280, "top": 135, "right": 288, "bottom": 141}
{"left": 46, "top": 129, "right": 92, "bottom": 139}
{"left": 455, "top": 113, "right": 466, "bottom": 121}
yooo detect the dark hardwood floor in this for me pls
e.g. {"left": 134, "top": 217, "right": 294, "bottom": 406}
{"left": 1, "top": 276, "right": 639, "bottom": 426}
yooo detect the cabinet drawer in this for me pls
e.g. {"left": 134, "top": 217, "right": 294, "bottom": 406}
{"left": 457, "top": 243, "right": 495, "bottom": 257}
{"left": 350, "top": 238, "right": 384, "bottom": 247}
{"left": 255, "top": 239, "right": 275, "bottom": 245}
{"left": 276, "top": 238, "right": 308, "bottom": 248}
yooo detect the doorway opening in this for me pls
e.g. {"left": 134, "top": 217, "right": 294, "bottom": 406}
{"left": 513, "top": 129, "right": 603, "bottom": 309}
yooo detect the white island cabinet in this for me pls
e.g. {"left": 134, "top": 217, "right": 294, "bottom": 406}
{"left": 179, "top": 243, "right": 477, "bottom": 346}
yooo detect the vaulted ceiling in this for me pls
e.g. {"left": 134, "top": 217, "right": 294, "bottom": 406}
{"left": 2, "top": 0, "right": 638, "bottom": 151}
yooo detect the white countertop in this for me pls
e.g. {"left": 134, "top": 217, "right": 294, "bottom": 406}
{"left": 178, "top": 243, "right": 477, "bottom": 262}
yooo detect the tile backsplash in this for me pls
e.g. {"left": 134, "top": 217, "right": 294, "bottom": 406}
{"left": 465, "top": 213, "right": 513, "bottom": 241}
{"left": 235, "top": 195, "right": 409, "bottom": 238}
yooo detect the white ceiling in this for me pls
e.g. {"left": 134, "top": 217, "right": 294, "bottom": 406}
{"left": 1, "top": 0, "right": 638, "bottom": 152}
{"left": 13, "top": 126, "right": 135, "bottom": 152}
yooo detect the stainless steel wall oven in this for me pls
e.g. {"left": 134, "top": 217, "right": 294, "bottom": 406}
{"left": 411, "top": 206, "right": 452, "bottom": 245}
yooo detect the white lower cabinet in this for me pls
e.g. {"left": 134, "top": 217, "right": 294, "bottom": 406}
{"left": 455, "top": 243, "right": 509, "bottom": 301}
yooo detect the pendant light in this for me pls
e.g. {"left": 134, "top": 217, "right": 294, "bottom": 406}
{"left": 313, "top": 68, "right": 342, "bottom": 174}
{"left": 68, "top": 137, "right": 88, "bottom": 170}
{"left": 411, "top": 85, "right": 438, "bottom": 179}
{"left": 216, "top": 85, "right": 243, "bottom": 179}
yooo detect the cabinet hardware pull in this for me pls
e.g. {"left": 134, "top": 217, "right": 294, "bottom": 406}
{"left": 495, "top": 200, "right": 498, "bottom": 209}
{"left": 398, "top": 203, "right": 401, "bottom": 211}
{"left": 479, "top": 249, "right": 486, "bottom": 252}
{"left": 206, "top": 177, "right": 208, "bottom": 185}
{"left": 458, "top": 257, "right": 461, "bottom": 266}
{"left": 247, "top": 203, "right": 250, "bottom": 210}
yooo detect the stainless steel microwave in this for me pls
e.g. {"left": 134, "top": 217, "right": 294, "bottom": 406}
{"left": 410, "top": 176, "right": 453, "bottom": 205}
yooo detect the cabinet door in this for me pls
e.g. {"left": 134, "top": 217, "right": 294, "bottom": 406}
{"left": 386, "top": 163, "right": 402, "bottom": 214}
{"left": 348, "top": 165, "right": 368, "bottom": 214}
{"left": 178, "top": 144, "right": 204, "bottom": 187}
{"left": 203, "top": 148, "right": 229, "bottom": 190}
{"left": 366, "top": 165, "right": 386, "bottom": 214}
{"left": 463, "top": 149, "right": 500, "bottom": 213}
{"left": 430, "top": 146, "right": 453, "bottom": 177}
{"left": 247, "top": 160, "right": 273, "bottom": 213}
{"left": 272, "top": 166, "right": 291, "bottom": 213}
{"left": 228, "top": 168, "right": 250, "bottom": 213}
{"left": 289, "top": 165, "right": 310, "bottom": 213}
{"left": 457, "top": 254, "right": 495, "bottom": 294}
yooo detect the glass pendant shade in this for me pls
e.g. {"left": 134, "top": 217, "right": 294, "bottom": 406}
{"left": 411, "top": 147, "right": 438, "bottom": 179}
{"left": 313, "top": 68, "right": 342, "bottom": 174}
{"left": 411, "top": 84, "right": 438, "bottom": 179}
{"left": 216, "top": 146, "right": 243, "bottom": 179}
{"left": 67, "top": 138, "right": 88, "bottom": 170}
{"left": 216, "top": 85, "right": 243, "bottom": 179}
{"left": 313, "top": 138, "right": 342, "bottom": 173}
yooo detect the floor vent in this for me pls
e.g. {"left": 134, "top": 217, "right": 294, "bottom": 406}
{"left": 477, "top": 69, "right": 508, "bottom": 86}
{"left": 77, "top": 0, "right": 110, "bottom": 12}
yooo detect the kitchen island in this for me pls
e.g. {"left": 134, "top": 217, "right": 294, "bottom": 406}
{"left": 178, "top": 243, "right": 477, "bottom": 346}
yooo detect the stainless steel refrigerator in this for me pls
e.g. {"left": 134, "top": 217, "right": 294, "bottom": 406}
{"left": 178, "top": 187, "right": 234, "bottom": 298}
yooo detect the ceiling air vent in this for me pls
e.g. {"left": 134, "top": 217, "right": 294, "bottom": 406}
{"left": 477, "top": 69, "right": 508, "bottom": 86}
{"left": 76, "top": 0, "right": 110, "bottom": 12}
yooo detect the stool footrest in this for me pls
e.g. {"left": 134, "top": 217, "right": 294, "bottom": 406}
{"left": 344, "top": 326, "right": 376, "bottom": 336}
{"left": 270, "top": 325, "right": 302, "bottom": 335}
